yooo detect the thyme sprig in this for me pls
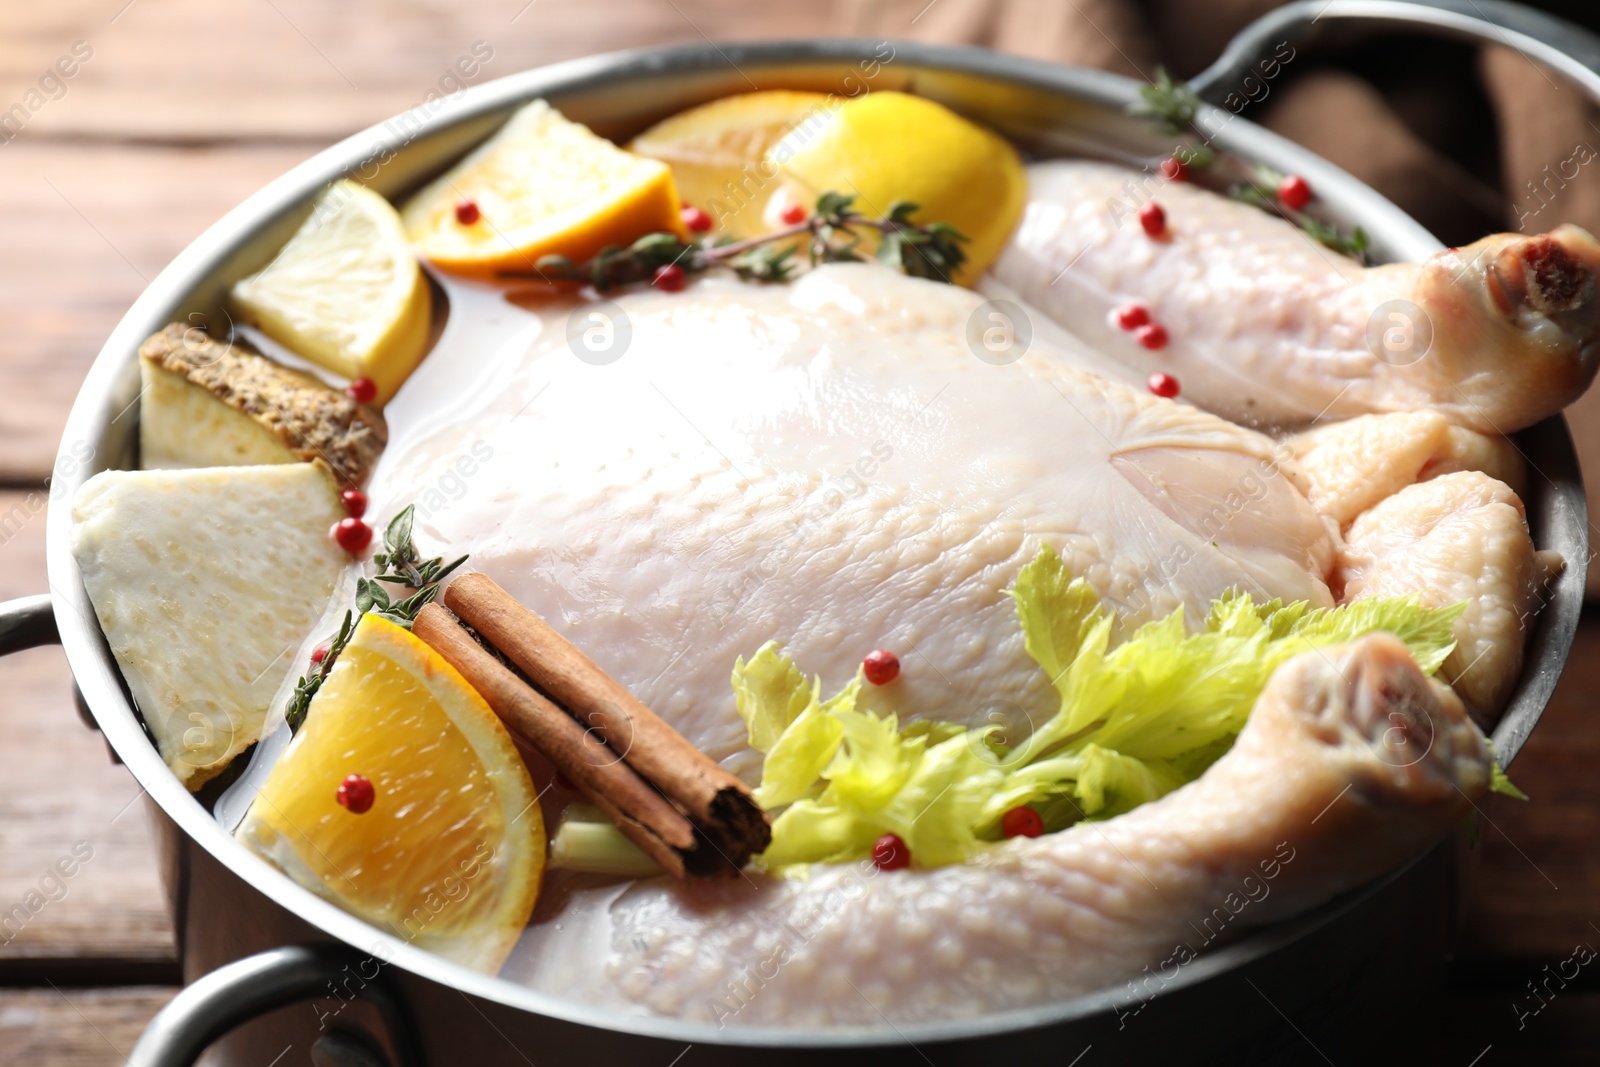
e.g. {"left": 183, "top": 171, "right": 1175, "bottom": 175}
{"left": 1228, "top": 165, "right": 1370, "bottom": 263}
{"left": 366, "top": 506, "right": 469, "bottom": 621}
{"left": 1132, "top": 74, "right": 1370, "bottom": 263}
{"left": 1132, "top": 66, "right": 1205, "bottom": 136}
{"left": 284, "top": 505, "right": 467, "bottom": 733}
{"left": 284, "top": 609, "right": 353, "bottom": 734}
{"left": 1130, "top": 66, "right": 1217, "bottom": 171}
{"left": 1297, "top": 216, "right": 1370, "bottom": 261}
{"left": 497, "top": 192, "right": 968, "bottom": 289}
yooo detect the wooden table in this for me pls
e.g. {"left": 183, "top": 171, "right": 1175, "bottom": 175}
{"left": 2, "top": 2, "right": 1598, "bottom": 1062}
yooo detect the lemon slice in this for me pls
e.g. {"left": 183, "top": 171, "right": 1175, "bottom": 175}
{"left": 231, "top": 180, "right": 430, "bottom": 405}
{"left": 629, "top": 90, "right": 832, "bottom": 237}
{"left": 239, "top": 613, "right": 543, "bottom": 973}
{"left": 401, "top": 99, "right": 684, "bottom": 279}
{"left": 769, "top": 91, "right": 1027, "bottom": 285}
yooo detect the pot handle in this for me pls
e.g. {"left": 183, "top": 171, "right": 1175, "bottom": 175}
{"left": 128, "top": 944, "right": 418, "bottom": 1067}
{"left": 0, "top": 594, "right": 107, "bottom": 734}
{"left": 1191, "top": 0, "right": 1600, "bottom": 108}
{"left": 0, "top": 594, "right": 58, "bottom": 654}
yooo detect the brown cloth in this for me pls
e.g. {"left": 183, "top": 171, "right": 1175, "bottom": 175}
{"left": 836, "top": 0, "right": 1600, "bottom": 243}
{"left": 839, "top": 0, "right": 1600, "bottom": 587}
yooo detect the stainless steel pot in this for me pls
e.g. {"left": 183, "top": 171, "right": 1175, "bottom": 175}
{"left": 6, "top": 2, "right": 1597, "bottom": 1063}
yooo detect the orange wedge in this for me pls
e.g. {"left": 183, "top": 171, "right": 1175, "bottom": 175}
{"left": 629, "top": 90, "right": 832, "bottom": 237}
{"left": 238, "top": 613, "right": 543, "bottom": 973}
{"left": 401, "top": 99, "right": 685, "bottom": 279}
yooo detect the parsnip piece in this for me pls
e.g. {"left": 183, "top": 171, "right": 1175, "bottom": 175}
{"left": 139, "top": 323, "right": 387, "bottom": 487}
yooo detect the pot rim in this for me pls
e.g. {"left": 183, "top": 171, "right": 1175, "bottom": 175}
{"left": 41, "top": 37, "right": 1583, "bottom": 1047}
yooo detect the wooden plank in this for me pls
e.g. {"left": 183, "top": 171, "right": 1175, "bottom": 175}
{"left": 1459, "top": 620, "right": 1600, "bottom": 962}
{"left": 0, "top": 987, "right": 174, "bottom": 1066}
{"left": 0, "top": 141, "right": 313, "bottom": 481}
{"left": 0, "top": 491, "right": 174, "bottom": 971}
{"left": 0, "top": 0, "right": 873, "bottom": 144}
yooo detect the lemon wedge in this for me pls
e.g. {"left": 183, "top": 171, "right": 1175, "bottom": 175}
{"left": 769, "top": 91, "right": 1027, "bottom": 285}
{"left": 231, "top": 180, "right": 430, "bottom": 405}
{"left": 401, "top": 99, "right": 684, "bottom": 279}
{"left": 629, "top": 90, "right": 832, "bottom": 237}
{"left": 239, "top": 613, "right": 543, "bottom": 973}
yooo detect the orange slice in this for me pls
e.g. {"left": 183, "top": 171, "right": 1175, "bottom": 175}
{"left": 238, "top": 613, "right": 543, "bottom": 973}
{"left": 629, "top": 90, "right": 832, "bottom": 237}
{"left": 401, "top": 99, "right": 685, "bottom": 279}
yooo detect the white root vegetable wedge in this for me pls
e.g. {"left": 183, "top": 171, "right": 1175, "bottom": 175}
{"left": 556, "top": 635, "right": 1487, "bottom": 1026}
{"left": 70, "top": 464, "right": 348, "bottom": 788}
{"left": 139, "top": 323, "right": 388, "bottom": 487}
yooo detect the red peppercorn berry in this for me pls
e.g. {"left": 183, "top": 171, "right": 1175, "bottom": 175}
{"left": 863, "top": 649, "right": 900, "bottom": 686}
{"left": 337, "top": 773, "right": 375, "bottom": 814}
{"left": 680, "top": 205, "right": 713, "bottom": 233}
{"left": 1148, "top": 372, "right": 1181, "bottom": 398}
{"left": 872, "top": 832, "right": 911, "bottom": 871}
{"left": 310, "top": 642, "right": 330, "bottom": 666}
{"left": 333, "top": 517, "right": 373, "bottom": 553}
{"left": 1002, "top": 805, "right": 1044, "bottom": 839}
{"left": 340, "top": 488, "right": 367, "bottom": 519}
{"left": 1138, "top": 201, "right": 1167, "bottom": 237}
{"left": 653, "top": 263, "right": 687, "bottom": 292}
{"left": 1159, "top": 156, "right": 1188, "bottom": 182}
{"left": 454, "top": 199, "right": 481, "bottom": 225}
{"left": 1278, "top": 174, "right": 1312, "bottom": 210}
{"left": 780, "top": 203, "right": 808, "bottom": 226}
{"left": 346, "top": 377, "right": 377, "bottom": 404}
{"left": 1135, "top": 323, "right": 1169, "bottom": 350}
{"left": 1113, "top": 304, "right": 1151, "bottom": 331}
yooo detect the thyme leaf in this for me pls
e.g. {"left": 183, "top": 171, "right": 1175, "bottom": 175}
{"left": 1299, "top": 216, "right": 1370, "bottom": 261}
{"left": 1228, "top": 166, "right": 1371, "bottom": 264}
{"left": 284, "top": 504, "right": 466, "bottom": 733}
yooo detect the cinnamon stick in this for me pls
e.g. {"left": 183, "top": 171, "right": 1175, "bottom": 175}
{"left": 413, "top": 603, "right": 735, "bottom": 878}
{"left": 443, "top": 573, "right": 771, "bottom": 864}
